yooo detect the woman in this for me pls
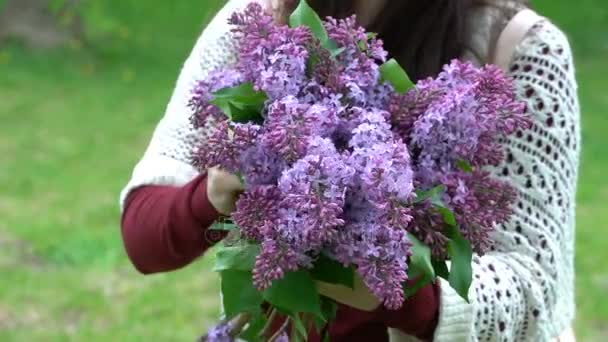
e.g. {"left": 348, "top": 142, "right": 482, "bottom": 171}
{"left": 120, "top": 0, "right": 580, "bottom": 341}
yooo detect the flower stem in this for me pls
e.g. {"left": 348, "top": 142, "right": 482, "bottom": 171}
{"left": 268, "top": 316, "right": 290, "bottom": 342}
{"left": 229, "top": 313, "right": 252, "bottom": 338}
{"left": 259, "top": 308, "right": 279, "bottom": 338}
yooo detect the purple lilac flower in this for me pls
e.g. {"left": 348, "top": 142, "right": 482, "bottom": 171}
{"left": 349, "top": 143, "right": 413, "bottom": 207}
{"left": 406, "top": 60, "right": 528, "bottom": 177}
{"left": 276, "top": 137, "right": 354, "bottom": 250}
{"left": 274, "top": 332, "right": 289, "bottom": 342}
{"left": 348, "top": 110, "right": 415, "bottom": 226}
{"left": 325, "top": 15, "right": 387, "bottom": 62}
{"left": 261, "top": 96, "right": 313, "bottom": 162}
{"left": 239, "top": 145, "right": 285, "bottom": 186}
{"left": 443, "top": 170, "right": 517, "bottom": 254}
{"left": 324, "top": 15, "right": 391, "bottom": 108}
{"left": 207, "top": 321, "right": 233, "bottom": 342}
{"left": 229, "top": 3, "right": 312, "bottom": 100}
{"left": 252, "top": 238, "right": 303, "bottom": 290}
{"left": 192, "top": 121, "right": 260, "bottom": 173}
{"left": 261, "top": 96, "right": 339, "bottom": 163}
{"left": 233, "top": 185, "right": 282, "bottom": 241}
{"left": 333, "top": 210, "right": 412, "bottom": 309}
{"left": 335, "top": 108, "right": 414, "bottom": 308}
{"left": 347, "top": 108, "right": 393, "bottom": 148}
{"left": 251, "top": 138, "right": 355, "bottom": 290}
{"left": 409, "top": 170, "right": 518, "bottom": 257}
{"left": 389, "top": 83, "right": 443, "bottom": 142}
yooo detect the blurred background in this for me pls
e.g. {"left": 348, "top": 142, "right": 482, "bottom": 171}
{"left": 0, "top": 0, "right": 606, "bottom": 340}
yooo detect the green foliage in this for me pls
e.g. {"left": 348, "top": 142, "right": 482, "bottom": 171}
{"left": 220, "top": 270, "right": 264, "bottom": 317}
{"left": 213, "top": 244, "right": 259, "bottom": 272}
{"left": 315, "top": 297, "right": 338, "bottom": 331}
{"left": 262, "top": 271, "right": 322, "bottom": 318}
{"left": 410, "top": 185, "right": 471, "bottom": 301}
{"left": 291, "top": 314, "right": 309, "bottom": 340}
{"left": 211, "top": 221, "right": 238, "bottom": 231}
{"left": 289, "top": 0, "right": 343, "bottom": 55}
{"left": 405, "top": 234, "right": 436, "bottom": 297}
{"left": 445, "top": 226, "right": 474, "bottom": 302}
{"left": 289, "top": 0, "right": 328, "bottom": 45}
{"left": 414, "top": 185, "right": 447, "bottom": 204}
{"left": 239, "top": 315, "right": 267, "bottom": 342}
{"left": 432, "top": 259, "right": 450, "bottom": 280}
{"left": 415, "top": 185, "right": 458, "bottom": 226}
{"left": 456, "top": 159, "right": 474, "bottom": 173}
{"left": 310, "top": 255, "right": 355, "bottom": 288}
{"left": 437, "top": 206, "right": 457, "bottom": 227}
{"left": 211, "top": 83, "right": 267, "bottom": 123}
{"left": 408, "top": 234, "right": 435, "bottom": 281}
{"left": 379, "top": 58, "right": 415, "bottom": 93}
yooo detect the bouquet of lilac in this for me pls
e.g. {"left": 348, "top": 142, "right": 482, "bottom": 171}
{"left": 192, "top": 1, "right": 528, "bottom": 340}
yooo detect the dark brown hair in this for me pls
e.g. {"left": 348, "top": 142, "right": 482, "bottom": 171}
{"left": 307, "top": 0, "right": 473, "bottom": 81}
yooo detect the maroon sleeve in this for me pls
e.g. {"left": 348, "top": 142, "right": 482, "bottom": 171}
{"left": 374, "top": 282, "right": 440, "bottom": 341}
{"left": 120, "top": 174, "right": 225, "bottom": 274}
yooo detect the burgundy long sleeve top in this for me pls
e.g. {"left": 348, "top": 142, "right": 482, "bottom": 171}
{"left": 120, "top": 174, "right": 440, "bottom": 341}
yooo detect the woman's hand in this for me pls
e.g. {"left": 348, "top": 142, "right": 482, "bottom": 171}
{"left": 266, "top": 0, "right": 295, "bottom": 25}
{"left": 206, "top": 167, "right": 245, "bottom": 215}
{"left": 316, "top": 274, "right": 381, "bottom": 312}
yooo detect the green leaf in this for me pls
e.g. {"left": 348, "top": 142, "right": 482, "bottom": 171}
{"left": 432, "top": 259, "right": 450, "bottom": 280}
{"left": 414, "top": 185, "right": 447, "bottom": 204}
{"left": 408, "top": 234, "right": 435, "bottom": 280}
{"left": 289, "top": 0, "right": 329, "bottom": 44}
{"left": 445, "top": 226, "right": 473, "bottom": 302}
{"left": 210, "top": 83, "right": 267, "bottom": 123}
{"left": 311, "top": 255, "right": 355, "bottom": 289}
{"left": 437, "top": 206, "right": 458, "bottom": 226}
{"left": 293, "top": 330, "right": 305, "bottom": 342}
{"left": 314, "top": 297, "right": 338, "bottom": 331}
{"left": 236, "top": 172, "right": 246, "bottom": 185}
{"left": 405, "top": 234, "right": 436, "bottom": 297}
{"left": 357, "top": 40, "right": 367, "bottom": 52}
{"left": 214, "top": 244, "right": 260, "bottom": 272}
{"left": 232, "top": 105, "right": 265, "bottom": 123}
{"left": 380, "top": 58, "right": 415, "bottom": 93}
{"left": 212, "top": 82, "right": 267, "bottom": 104}
{"left": 306, "top": 52, "right": 322, "bottom": 75}
{"left": 330, "top": 46, "right": 346, "bottom": 58}
{"left": 456, "top": 159, "right": 474, "bottom": 173}
{"left": 289, "top": 1, "right": 343, "bottom": 56}
{"left": 325, "top": 38, "right": 345, "bottom": 58}
{"left": 291, "top": 315, "right": 308, "bottom": 340}
{"left": 239, "top": 314, "right": 267, "bottom": 342}
{"left": 404, "top": 273, "right": 434, "bottom": 297}
{"left": 263, "top": 271, "right": 322, "bottom": 317}
{"left": 211, "top": 221, "right": 238, "bottom": 232}
{"left": 220, "top": 270, "right": 264, "bottom": 317}
{"left": 415, "top": 185, "right": 458, "bottom": 226}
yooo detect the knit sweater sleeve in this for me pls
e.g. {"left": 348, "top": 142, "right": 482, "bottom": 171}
{"left": 430, "top": 20, "right": 580, "bottom": 342}
{"left": 119, "top": 0, "right": 263, "bottom": 210}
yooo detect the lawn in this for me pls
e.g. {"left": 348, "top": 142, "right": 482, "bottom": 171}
{"left": 0, "top": 0, "right": 606, "bottom": 341}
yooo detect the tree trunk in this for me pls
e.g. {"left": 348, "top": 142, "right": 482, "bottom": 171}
{"left": 0, "top": 0, "right": 84, "bottom": 49}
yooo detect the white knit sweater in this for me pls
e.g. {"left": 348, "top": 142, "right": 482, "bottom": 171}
{"left": 120, "top": 0, "right": 580, "bottom": 340}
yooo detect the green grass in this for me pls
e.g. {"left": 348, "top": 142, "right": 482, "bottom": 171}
{"left": 0, "top": 0, "right": 607, "bottom": 340}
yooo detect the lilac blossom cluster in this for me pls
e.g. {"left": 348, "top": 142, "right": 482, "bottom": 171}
{"left": 189, "top": 3, "right": 528, "bottom": 309}
{"left": 390, "top": 60, "right": 529, "bottom": 256}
